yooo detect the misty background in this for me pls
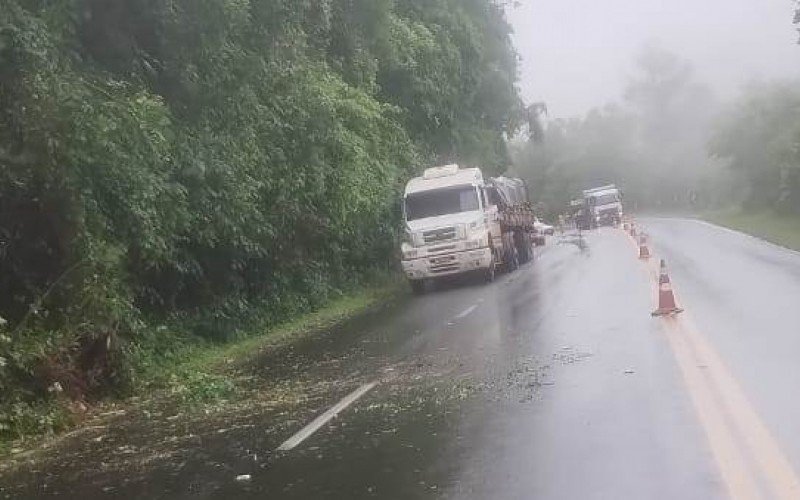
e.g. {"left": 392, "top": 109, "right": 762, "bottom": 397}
{"left": 507, "top": 0, "right": 800, "bottom": 217}
{"left": 509, "top": 0, "right": 800, "bottom": 118}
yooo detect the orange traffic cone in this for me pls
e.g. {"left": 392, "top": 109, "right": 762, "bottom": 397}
{"left": 638, "top": 234, "right": 650, "bottom": 259}
{"left": 652, "top": 259, "right": 683, "bottom": 316}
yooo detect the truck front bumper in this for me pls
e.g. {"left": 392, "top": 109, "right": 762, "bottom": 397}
{"left": 402, "top": 247, "right": 493, "bottom": 280}
{"left": 596, "top": 213, "right": 620, "bottom": 226}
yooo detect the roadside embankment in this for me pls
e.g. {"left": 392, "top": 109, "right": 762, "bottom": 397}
{"left": 0, "top": 278, "right": 405, "bottom": 459}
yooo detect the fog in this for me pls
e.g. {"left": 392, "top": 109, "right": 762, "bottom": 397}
{"left": 509, "top": 0, "right": 800, "bottom": 118}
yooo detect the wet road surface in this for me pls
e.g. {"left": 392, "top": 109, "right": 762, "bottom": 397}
{"left": 3, "top": 218, "right": 800, "bottom": 499}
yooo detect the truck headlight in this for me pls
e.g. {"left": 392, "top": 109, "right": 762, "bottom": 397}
{"left": 401, "top": 242, "right": 418, "bottom": 260}
{"left": 464, "top": 228, "right": 490, "bottom": 250}
{"left": 464, "top": 229, "right": 487, "bottom": 250}
{"left": 469, "top": 219, "right": 485, "bottom": 231}
{"left": 465, "top": 238, "right": 483, "bottom": 250}
{"left": 403, "top": 230, "right": 423, "bottom": 247}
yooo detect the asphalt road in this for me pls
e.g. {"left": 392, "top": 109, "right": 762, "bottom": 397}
{"left": 3, "top": 218, "right": 800, "bottom": 499}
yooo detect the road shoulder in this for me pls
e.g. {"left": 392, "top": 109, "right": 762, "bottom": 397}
{"left": 0, "top": 281, "right": 405, "bottom": 476}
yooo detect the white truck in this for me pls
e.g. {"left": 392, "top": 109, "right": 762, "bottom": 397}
{"left": 400, "top": 164, "right": 536, "bottom": 294}
{"left": 582, "top": 184, "right": 623, "bottom": 227}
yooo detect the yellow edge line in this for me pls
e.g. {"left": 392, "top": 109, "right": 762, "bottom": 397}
{"left": 680, "top": 314, "right": 800, "bottom": 499}
{"left": 624, "top": 223, "right": 800, "bottom": 500}
{"left": 662, "top": 316, "right": 763, "bottom": 500}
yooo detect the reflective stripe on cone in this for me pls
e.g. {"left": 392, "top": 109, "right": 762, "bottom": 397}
{"left": 652, "top": 259, "right": 683, "bottom": 316}
{"left": 639, "top": 234, "right": 650, "bottom": 259}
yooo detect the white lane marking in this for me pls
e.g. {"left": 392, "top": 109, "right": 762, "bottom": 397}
{"left": 453, "top": 304, "right": 478, "bottom": 320}
{"left": 277, "top": 381, "right": 378, "bottom": 451}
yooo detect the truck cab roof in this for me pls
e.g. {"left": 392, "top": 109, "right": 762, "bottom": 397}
{"left": 583, "top": 185, "right": 618, "bottom": 196}
{"left": 404, "top": 165, "right": 483, "bottom": 195}
{"left": 587, "top": 188, "right": 619, "bottom": 198}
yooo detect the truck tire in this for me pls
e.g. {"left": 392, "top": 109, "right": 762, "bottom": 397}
{"left": 506, "top": 247, "right": 519, "bottom": 273}
{"left": 484, "top": 254, "right": 496, "bottom": 283}
{"left": 515, "top": 232, "right": 531, "bottom": 264}
{"left": 409, "top": 279, "right": 426, "bottom": 295}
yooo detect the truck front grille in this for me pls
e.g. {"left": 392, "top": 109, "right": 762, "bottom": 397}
{"left": 429, "top": 254, "right": 459, "bottom": 273}
{"left": 423, "top": 226, "right": 457, "bottom": 244}
{"left": 428, "top": 244, "right": 456, "bottom": 254}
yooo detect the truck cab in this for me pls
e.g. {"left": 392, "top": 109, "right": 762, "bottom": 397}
{"left": 400, "top": 165, "right": 497, "bottom": 293}
{"left": 583, "top": 185, "right": 622, "bottom": 227}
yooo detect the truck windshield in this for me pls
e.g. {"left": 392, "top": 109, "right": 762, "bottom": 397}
{"left": 593, "top": 193, "right": 619, "bottom": 206}
{"left": 405, "top": 185, "right": 480, "bottom": 221}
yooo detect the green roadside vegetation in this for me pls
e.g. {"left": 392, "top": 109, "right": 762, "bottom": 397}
{"left": 704, "top": 211, "right": 800, "bottom": 252}
{"left": 0, "top": 276, "right": 404, "bottom": 453}
{"left": 1, "top": 0, "right": 523, "bottom": 443}
{"left": 133, "top": 277, "right": 404, "bottom": 401}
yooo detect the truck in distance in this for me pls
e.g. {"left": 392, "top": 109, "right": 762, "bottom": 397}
{"left": 582, "top": 184, "right": 623, "bottom": 227}
{"left": 400, "top": 164, "right": 538, "bottom": 294}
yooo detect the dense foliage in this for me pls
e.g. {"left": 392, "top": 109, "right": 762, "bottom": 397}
{"left": 0, "top": 0, "right": 521, "bottom": 437}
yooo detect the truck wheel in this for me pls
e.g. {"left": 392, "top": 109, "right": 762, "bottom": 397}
{"left": 484, "top": 256, "right": 496, "bottom": 283}
{"left": 506, "top": 248, "right": 519, "bottom": 272}
{"left": 409, "top": 279, "right": 426, "bottom": 295}
{"left": 516, "top": 233, "right": 531, "bottom": 264}
{"left": 518, "top": 246, "right": 529, "bottom": 264}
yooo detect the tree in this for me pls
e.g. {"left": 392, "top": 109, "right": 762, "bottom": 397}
{"left": 0, "top": 0, "right": 523, "bottom": 434}
{"left": 710, "top": 83, "right": 800, "bottom": 211}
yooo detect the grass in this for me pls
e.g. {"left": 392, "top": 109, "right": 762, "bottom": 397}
{"left": 0, "top": 277, "right": 406, "bottom": 455}
{"left": 132, "top": 278, "right": 406, "bottom": 403}
{"left": 703, "top": 209, "right": 800, "bottom": 251}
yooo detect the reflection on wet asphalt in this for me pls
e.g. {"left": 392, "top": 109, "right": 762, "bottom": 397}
{"left": 5, "top": 219, "right": 800, "bottom": 499}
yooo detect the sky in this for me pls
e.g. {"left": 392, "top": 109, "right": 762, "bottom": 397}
{"left": 508, "top": 0, "right": 800, "bottom": 118}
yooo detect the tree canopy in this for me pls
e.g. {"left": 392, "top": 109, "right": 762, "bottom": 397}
{"left": 710, "top": 82, "right": 800, "bottom": 212}
{"left": 0, "top": 0, "right": 522, "bottom": 434}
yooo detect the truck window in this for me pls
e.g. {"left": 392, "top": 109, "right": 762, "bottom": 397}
{"left": 486, "top": 187, "right": 503, "bottom": 207}
{"left": 405, "top": 185, "right": 480, "bottom": 221}
{"left": 593, "top": 193, "right": 619, "bottom": 205}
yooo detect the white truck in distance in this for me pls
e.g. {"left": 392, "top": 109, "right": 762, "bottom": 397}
{"left": 400, "top": 164, "right": 535, "bottom": 294}
{"left": 583, "top": 184, "right": 623, "bottom": 227}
